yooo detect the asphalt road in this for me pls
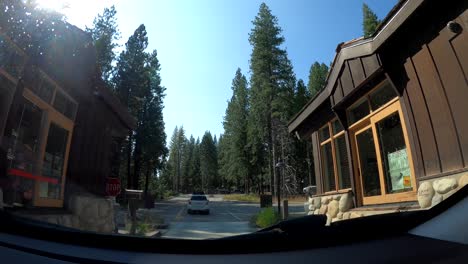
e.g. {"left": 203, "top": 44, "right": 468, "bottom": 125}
{"left": 156, "top": 194, "right": 305, "bottom": 239}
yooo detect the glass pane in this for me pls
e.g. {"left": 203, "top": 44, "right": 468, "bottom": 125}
{"left": 332, "top": 119, "right": 343, "bottom": 135}
{"left": 376, "top": 112, "right": 413, "bottom": 194}
{"left": 53, "top": 91, "right": 77, "bottom": 120}
{"left": 1, "top": 99, "right": 43, "bottom": 206}
{"left": 40, "top": 123, "right": 69, "bottom": 199}
{"left": 369, "top": 81, "right": 397, "bottom": 111}
{"left": 37, "top": 78, "right": 55, "bottom": 104}
{"left": 348, "top": 97, "right": 370, "bottom": 125}
{"left": 319, "top": 125, "right": 330, "bottom": 142}
{"left": 321, "top": 142, "right": 335, "bottom": 192}
{"left": 335, "top": 135, "right": 351, "bottom": 189}
{"left": 10, "top": 101, "right": 43, "bottom": 173}
{"left": 0, "top": 35, "right": 25, "bottom": 79}
{"left": 356, "top": 128, "right": 381, "bottom": 197}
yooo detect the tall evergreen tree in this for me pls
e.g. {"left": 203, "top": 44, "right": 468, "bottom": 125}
{"left": 181, "top": 135, "right": 195, "bottom": 192}
{"left": 247, "top": 3, "right": 296, "bottom": 194}
{"left": 362, "top": 3, "right": 381, "bottom": 38}
{"left": 86, "top": 6, "right": 120, "bottom": 85}
{"left": 294, "top": 79, "right": 310, "bottom": 113}
{"left": 190, "top": 138, "right": 202, "bottom": 190}
{"left": 166, "top": 126, "right": 187, "bottom": 192}
{"left": 200, "top": 131, "right": 218, "bottom": 190}
{"left": 307, "top": 62, "right": 329, "bottom": 97}
{"left": 114, "top": 25, "right": 150, "bottom": 189}
{"left": 222, "top": 68, "right": 250, "bottom": 191}
{"left": 139, "top": 50, "right": 168, "bottom": 194}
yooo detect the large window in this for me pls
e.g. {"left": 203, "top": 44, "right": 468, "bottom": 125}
{"left": 2, "top": 69, "right": 77, "bottom": 208}
{"left": 319, "top": 119, "right": 351, "bottom": 193}
{"left": 348, "top": 80, "right": 416, "bottom": 205}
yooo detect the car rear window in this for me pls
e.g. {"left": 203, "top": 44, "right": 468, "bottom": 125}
{"left": 191, "top": 195, "right": 207, "bottom": 200}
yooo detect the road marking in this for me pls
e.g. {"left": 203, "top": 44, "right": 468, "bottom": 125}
{"left": 174, "top": 206, "right": 185, "bottom": 221}
{"left": 227, "top": 211, "right": 242, "bottom": 221}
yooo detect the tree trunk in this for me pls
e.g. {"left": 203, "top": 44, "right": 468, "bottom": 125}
{"left": 126, "top": 132, "right": 132, "bottom": 189}
{"left": 270, "top": 116, "right": 276, "bottom": 196}
{"left": 133, "top": 141, "right": 141, "bottom": 190}
{"left": 144, "top": 164, "right": 150, "bottom": 194}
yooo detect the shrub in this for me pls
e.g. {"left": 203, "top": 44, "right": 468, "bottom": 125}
{"left": 255, "top": 207, "right": 280, "bottom": 228}
{"left": 223, "top": 194, "right": 259, "bottom": 202}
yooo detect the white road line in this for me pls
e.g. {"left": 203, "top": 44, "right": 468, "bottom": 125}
{"left": 227, "top": 211, "right": 242, "bottom": 221}
{"left": 174, "top": 206, "right": 186, "bottom": 221}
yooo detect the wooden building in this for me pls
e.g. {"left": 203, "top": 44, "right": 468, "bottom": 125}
{"left": 289, "top": 0, "right": 468, "bottom": 219}
{"left": 0, "top": 5, "right": 135, "bottom": 208}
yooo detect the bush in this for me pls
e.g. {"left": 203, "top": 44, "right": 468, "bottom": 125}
{"left": 223, "top": 194, "right": 259, "bottom": 203}
{"left": 255, "top": 207, "right": 280, "bottom": 228}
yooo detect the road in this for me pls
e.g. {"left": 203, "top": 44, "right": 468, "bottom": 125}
{"left": 154, "top": 194, "right": 305, "bottom": 239}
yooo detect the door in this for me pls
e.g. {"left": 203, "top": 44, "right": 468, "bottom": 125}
{"left": 352, "top": 100, "right": 416, "bottom": 205}
{"left": 33, "top": 108, "right": 74, "bottom": 207}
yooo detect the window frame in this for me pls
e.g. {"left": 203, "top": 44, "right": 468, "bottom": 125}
{"left": 21, "top": 71, "right": 77, "bottom": 207}
{"left": 319, "top": 119, "right": 351, "bottom": 194}
{"left": 0, "top": 31, "right": 27, "bottom": 84}
{"left": 347, "top": 81, "right": 417, "bottom": 205}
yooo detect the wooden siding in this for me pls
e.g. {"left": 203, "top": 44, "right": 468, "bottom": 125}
{"left": 331, "top": 54, "right": 382, "bottom": 107}
{"left": 311, "top": 131, "right": 322, "bottom": 194}
{"left": 66, "top": 94, "right": 127, "bottom": 197}
{"left": 383, "top": 2, "right": 468, "bottom": 178}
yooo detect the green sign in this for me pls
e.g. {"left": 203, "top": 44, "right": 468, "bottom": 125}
{"left": 388, "top": 148, "right": 411, "bottom": 191}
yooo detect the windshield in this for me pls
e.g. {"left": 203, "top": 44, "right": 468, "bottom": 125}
{"left": 1, "top": 0, "right": 467, "bottom": 241}
{"left": 191, "top": 195, "right": 207, "bottom": 201}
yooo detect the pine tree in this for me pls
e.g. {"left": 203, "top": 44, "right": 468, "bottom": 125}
{"left": 362, "top": 3, "right": 381, "bottom": 38}
{"left": 222, "top": 68, "right": 250, "bottom": 191}
{"left": 191, "top": 138, "right": 202, "bottom": 190}
{"left": 166, "top": 126, "right": 187, "bottom": 192}
{"left": 181, "top": 136, "right": 195, "bottom": 193}
{"left": 294, "top": 79, "right": 310, "bottom": 113}
{"left": 113, "top": 25, "right": 150, "bottom": 189}
{"left": 307, "top": 62, "right": 329, "bottom": 97}
{"left": 139, "top": 50, "right": 167, "bottom": 194}
{"left": 200, "top": 131, "right": 218, "bottom": 191}
{"left": 248, "top": 3, "right": 296, "bottom": 194}
{"left": 86, "top": 6, "right": 120, "bottom": 85}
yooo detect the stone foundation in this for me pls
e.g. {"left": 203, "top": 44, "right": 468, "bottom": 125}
{"left": 417, "top": 171, "right": 468, "bottom": 209}
{"left": 13, "top": 194, "right": 117, "bottom": 233}
{"left": 304, "top": 191, "right": 355, "bottom": 225}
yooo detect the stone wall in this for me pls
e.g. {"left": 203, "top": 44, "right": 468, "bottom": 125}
{"left": 304, "top": 191, "right": 355, "bottom": 225}
{"left": 417, "top": 171, "right": 468, "bottom": 209}
{"left": 12, "top": 194, "right": 116, "bottom": 233}
{"left": 67, "top": 194, "right": 116, "bottom": 233}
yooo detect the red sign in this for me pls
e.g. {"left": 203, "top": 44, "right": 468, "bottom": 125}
{"left": 105, "top": 177, "right": 121, "bottom": 197}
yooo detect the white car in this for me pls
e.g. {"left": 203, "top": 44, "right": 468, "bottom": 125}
{"left": 187, "top": 194, "right": 210, "bottom": 214}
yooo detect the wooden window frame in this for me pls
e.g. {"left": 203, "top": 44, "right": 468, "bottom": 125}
{"left": 21, "top": 73, "right": 76, "bottom": 208}
{"left": 319, "top": 120, "right": 352, "bottom": 194}
{"left": 0, "top": 31, "right": 27, "bottom": 85}
{"left": 349, "top": 95, "right": 417, "bottom": 205}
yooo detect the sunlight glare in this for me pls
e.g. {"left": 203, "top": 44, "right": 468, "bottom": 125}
{"left": 34, "top": 0, "right": 118, "bottom": 29}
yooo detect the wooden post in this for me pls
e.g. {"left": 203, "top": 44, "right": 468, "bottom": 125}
{"left": 282, "top": 200, "right": 289, "bottom": 220}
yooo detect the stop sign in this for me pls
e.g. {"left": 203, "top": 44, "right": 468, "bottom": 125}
{"left": 105, "top": 177, "right": 121, "bottom": 196}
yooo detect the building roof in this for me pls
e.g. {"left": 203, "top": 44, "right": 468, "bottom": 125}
{"left": 1, "top": 1, "right": 136, "bottom": 130}
{"left": 288, "top": 0, "right": 424, "bottom": 135}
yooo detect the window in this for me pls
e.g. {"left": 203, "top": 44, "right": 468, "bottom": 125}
{"left": 349, "top": 80, "right": 416, "bottom": 205}
{"left": 319, "top": 119, "right": 351, "bottom": 193}
{"left": 348, "top": 81, "right": 398, "bottom": 126}
{"left": 0, "top": 34, "right": 26, "bottom": 80}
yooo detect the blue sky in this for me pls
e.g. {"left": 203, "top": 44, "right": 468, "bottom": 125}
{"left": 56, "top": 0, "right": 397, "bottom": 141}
